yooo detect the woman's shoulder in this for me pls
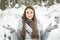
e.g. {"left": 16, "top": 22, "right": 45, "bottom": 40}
{"left": 37, "top": 18, "right": 43, "bottom": 31}
{"left": 17, "top": 17, "right": 23, "bottom": 30}
{"left": 37, "top": 18, "right": 42, "bottom": 25}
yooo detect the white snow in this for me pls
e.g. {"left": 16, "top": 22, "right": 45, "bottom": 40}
{"left": 47, "top": 29, "right": 60, "bottom": 40}
{"left": 0, "top": 9, "right": 4, "bottom": 40}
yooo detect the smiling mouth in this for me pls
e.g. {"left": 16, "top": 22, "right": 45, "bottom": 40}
{"left": 28, "top": 16, "right": 32, "bottom": 18}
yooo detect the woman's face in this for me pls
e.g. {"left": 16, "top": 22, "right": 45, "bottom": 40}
{"left": 26, "top": 8, "right": 34, "bottom": 19}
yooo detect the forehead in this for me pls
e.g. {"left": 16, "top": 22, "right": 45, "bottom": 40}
{"left": 26, "top": 8, "right": 33, "bottom": 12}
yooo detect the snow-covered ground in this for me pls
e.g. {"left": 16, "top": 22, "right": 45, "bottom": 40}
{"left": 0, "top": 3, "right": 60, "bottom": 40}
{"left": 0, "top": 9, "right": 4, "bottom": 40}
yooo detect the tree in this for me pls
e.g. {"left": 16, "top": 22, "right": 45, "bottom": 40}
{"left": 46, "top": 0, "right": 54, "bottom": 6}
{"left": 56, "top": 0, "right": 60, "bottom": 3}
{"left": 0, "top": 0, "right": 5, "bottom": 10}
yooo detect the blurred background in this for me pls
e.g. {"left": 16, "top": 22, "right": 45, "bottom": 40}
{"left": 0, "top": 0, "right": 60, "bottom": 10}
{"left": 0, "top": 0, "right": 60, "bottom": 40}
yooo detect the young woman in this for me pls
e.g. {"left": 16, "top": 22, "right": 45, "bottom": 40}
{"left": 17, "top": 6, "right": 43, "bottom": 40}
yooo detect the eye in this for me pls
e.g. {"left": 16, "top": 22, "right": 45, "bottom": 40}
{"left": 27, "top": 12, "right": 29, "bottom": 14}
{"left": 31, "top": 12, "right": 33, "bottom": 14}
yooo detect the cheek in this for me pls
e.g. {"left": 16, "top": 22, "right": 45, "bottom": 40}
{"left": 26, "top": 13, "right": 29, "bottom": 18}
{"left": 31, "top": 13, "right": 34, "bottom": 17}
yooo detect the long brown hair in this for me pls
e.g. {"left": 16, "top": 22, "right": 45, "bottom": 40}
{"left": 21, "top": 6, "right": 39, "bottom": 40}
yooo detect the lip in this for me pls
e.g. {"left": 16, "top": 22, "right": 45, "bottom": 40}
{"left": 28, "top": 16, "right": 32, "bottom": 18}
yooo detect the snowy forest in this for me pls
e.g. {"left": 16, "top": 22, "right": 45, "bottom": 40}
{"left": 0, "top": 0, "right": 60, "bottom": 40}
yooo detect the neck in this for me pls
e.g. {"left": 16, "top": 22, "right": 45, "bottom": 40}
{"left": 26, "top": 19, "right": 33, "bottom": 24}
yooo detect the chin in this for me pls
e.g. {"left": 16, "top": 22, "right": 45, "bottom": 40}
{"left": 28, "top": 18, "right": 32, "bottom": 19}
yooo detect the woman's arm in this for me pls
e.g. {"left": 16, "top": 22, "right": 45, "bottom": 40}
{"left": 37, "top": 20, "right": 44, "bottom": 40}
{"left": 17, "top": 18, "right": 23, "bottom": 40}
